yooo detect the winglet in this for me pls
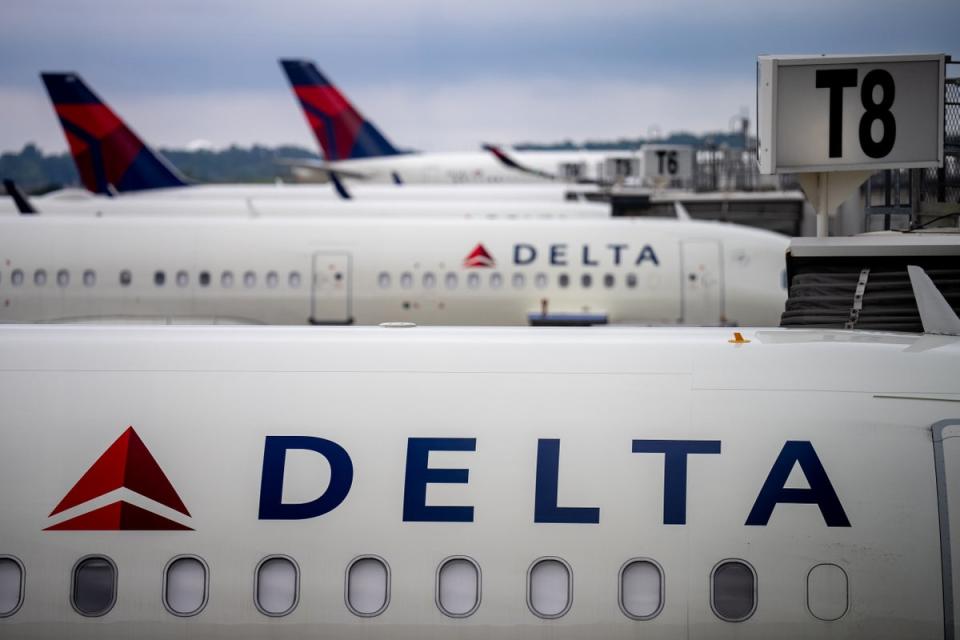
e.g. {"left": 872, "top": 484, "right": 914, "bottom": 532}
{"left": 3, "top": 179, "right": 38, "bottom": 214}
{"left": 907, "top": 265, "right": 960, "bottom": 336}
{"left": 330, "top": 171, "right": 351, "bottom": 200}
{"left": 483, "top": 143, "right": 558, "bottom": 181}
{"left": 673, "top": 201, "right": 691, "bottom": 221}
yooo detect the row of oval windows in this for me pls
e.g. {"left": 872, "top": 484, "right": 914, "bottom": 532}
{"left": 378, "top": 271, "right": 641, "bottom": 290}
{"left": 0, "top": 269, "right": 304, "bottom": 290}
{"left": 0, "top": 555, "right": 848, "bottom": 623}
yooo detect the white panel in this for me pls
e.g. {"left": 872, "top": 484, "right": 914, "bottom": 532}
{"left": 256, "top": 558, "right": 297, "bottom": 615}
{"left": 348, "top": 558, "right": 388, "bottom": 616}
{"left": 620, "top": 561, "right": 662, "bottom": 619}
{"left": 682, "top": 241, "right": 722, "bottom": 325}
{"left": 0, "top": 558, "right": 22, "bottom": 616}
{"left": 529, "top": 559, "right": 570, "bottom": 617}
{"left": 311, "top": 252, "right": 350, "bottom": 323}
{"left": 943, "top": 425, "right": 960, "bottom": 640}
{"left": 438, "top": 559, "right": 479, "bottom": 616}
{"left": 165, "top": 557, "right": 206, "bottom": 616}
{"left": 807, "top": 563, "right": 848, "bottom": 621}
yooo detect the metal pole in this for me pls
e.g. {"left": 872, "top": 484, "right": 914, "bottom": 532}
{"left": 817, "top": 172, "right": 829, "bottom": 238}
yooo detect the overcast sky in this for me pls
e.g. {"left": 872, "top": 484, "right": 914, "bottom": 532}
{"left": 1, "top": 0, "right": 956, "bottom": 153}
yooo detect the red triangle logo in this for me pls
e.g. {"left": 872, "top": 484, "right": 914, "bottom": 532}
{"left": 46, "top": 426, "right": 192, "bottom": 531}
{"left": 464, "top": 243, "right": 495, "bottom": 268}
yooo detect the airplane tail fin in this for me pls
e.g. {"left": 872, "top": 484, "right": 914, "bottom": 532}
{"left": 279, "top": 59, "right": 401, "bottom": 161}
{"left": 40, "top": 72, "right": 188, "bottom": 194}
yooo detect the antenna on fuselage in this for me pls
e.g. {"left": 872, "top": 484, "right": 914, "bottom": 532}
{"left": 3, "top": 179, "right": 38, "bottom": 214}
{"left": 907, "top": 266, "right": 960, "bottom": 336}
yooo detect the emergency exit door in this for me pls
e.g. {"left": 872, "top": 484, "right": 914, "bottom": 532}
{"left": 681, "top": 240, "right": 723, "bottom": 325}
{"left": 934, "top": 420, "right": 960, "bottom": 640}
{"left": 311, "top": 252, "right": 352, "bottom": 324}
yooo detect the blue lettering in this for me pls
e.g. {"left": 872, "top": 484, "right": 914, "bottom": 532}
{"left": 582, "top": 245, "right": 598, "bottom": 266}
{"left": 514, "top": 244, "right": 536, "bottom": 266}
{"left": 635, "top": 245, "right": 659, "bottom": 266}
{"left": 607, "top": 244, "right": 627, "bottom": 266}
{"left": 549, "top": 244, "right": 567, "bottom": 266}
{"left": 632, "top": 439, "right": 721, "bottom": 524}
{"left": 746, "top": 441, "right": 850, "bottom": 527}
{"left": 534, "top": 439, "right": 600, "bottom": 524}
{"left": 403, "top": 437, "right": 476, "bottom": 522}
{"left": 258, "top": 436, "right": 353, "bottom": 520}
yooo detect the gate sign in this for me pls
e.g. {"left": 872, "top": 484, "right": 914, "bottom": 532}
{"left": 642, "top": 144, "right": 694, "bottom": 184}
{"left": 757, "top": 54, "right": 944, "bottom": 174}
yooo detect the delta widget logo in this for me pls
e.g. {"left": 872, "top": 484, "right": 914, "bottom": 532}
{"left": 44, "top": 426, "right": 193, "bottom": 531}
{"left": 464, "top": 243, "right": 495, "bottom": 268}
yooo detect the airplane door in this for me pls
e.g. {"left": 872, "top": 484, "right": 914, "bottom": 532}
{"left": 681, "top": 240, "right": 723, "bottom": 325}
{"left": 311, "top": 252, "right": 353, "bottom": 324}
{"left": 934, "top": 420, "right": 960, "bottom": 640}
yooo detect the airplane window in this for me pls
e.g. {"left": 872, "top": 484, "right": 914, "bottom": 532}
{"left": 437, "top": 557, "right": 480, "bottom": 618}
{"left": 255, "top": 556, "right": 299, "bottom": 617}
{"left": 444, "top": 272, "right": 458, "bottom": 289}
{"left": 72, "top": 556, "right": 117, "bottom": 617}
{"left": 807, "top": 563, "right": 848, "bottom": 621}
{"left": 711, "top": 560, "right": 756, "bottom": 622}
{"left": 619, "top": 559, "right": 663, "bottom": 620}
{"left": 244, "top": 271, "right": 256, "bottom": 288}
{"left": 57, "top": 269, "right": 70, "bottom": 288}
{"left": 512, "top": 273, "right": 525, "bottom": 289}
{"left": 119, "top": 270, "right": 132, "bottom": 287}
{"left": 0, "top": 557, "right": 24, "bottom": 618}
{"left": 467, "top": 273, "right": 480, "bottom": 290}
{"left": 83, "top": 270, "right": 96, "bottom": 287}
{"left": 346, "top": 556, "right": 390, "bottom": 617}
{"left": 626, "top": 273, "right": 638, "bottom": 288}
{"left": 176, "top": 271, "right": 189, "bottom": 288}
{"left": 581, "top": 273, "right": 592, "bottom": 288}
{"left": 154, "top": 270, "right": 166, "bottom": 287}
{"left": 266, "top": 271, "right": 279, "bottom": 289}
{"left": 164, "top": 556, "right": 208, "bottom": 617}
{"left": 377, "top": 272, "right": 391, "bottom": 289}
{"left": 528, "top": 558, "right": 571, "bottom": 619}
{"left": 400, "top": 272, "right": 413, "bottom": 289}
{"left": 558, "top": 274, "right": 570, "bottom": 288}
{"left": 489, "top": 273, "right": 503, "bottom": 289}
{"left": 221, "top": 271, "right": 234, "bottom": 288}
{"left": 34, "top": 269, "right": 47, "bottom": 286}
{"left": 199, "top": 271, "right": 211, "bottom": 287}
{"left": 423, "top": 272, "right": 436, "bottom": 289}
{"left": 604, "top": 274, "right": 615, "bottom": 288}
{"left": 11, "top": 270, "right": 23, "bottom": 287}
{"left": 288, "top": 271, "right": 301, "bottom": 288}
{"left": 534, "top": 273, "right": 548, "bottom": 289}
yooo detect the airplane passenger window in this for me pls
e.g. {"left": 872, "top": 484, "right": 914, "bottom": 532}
{"left": 534, "top": 273, "right": 548, "bottom": 289}
{"left": 199, "top": 271, "right": 211, "bottom": 287}
{"left": 489, "top": 273, "right": 503, "bottom": 289}
{"left": 176, "top": 271, "right": 189, "bottom": 288}
{"left": 400, "top": 272, "right": 413, "bottom": 289}
{"left": 255, "top": 556, "right": 299, "bottom": 617}
{"left": 346, "top": 556, "right": 390, "bottom": 617}
{"left": 528, "top": 558, "right": 571, "bottom": 618}
{"left": 581, "top": 273, "right": 592, "bottom": 288}
{"left": 0, "top": 556, "right": 24, "bottom": 618}
{"left": 34, "top": 269, "right": 47, "bottom": 286}
{"left": 164, "top": 556, "right": 208, "bottom": 617}
{"left": 119, "top": 270, "right": 132, "bottom": 287}
{"left": 82, "top": 270, "right": 96, "bottom": 287}
{"left": 221, "top": 271, "right": 234, "bottom": 288}
{"left": 807, "top": 563, "right": 848, "bottom": 621}
{"left": 604, "top": 274, "right": 615, "bottom": 288}
{"left": 558, "top": 274, "right": 570, "bottom": 288}
{"left": 154, "top": 271, "right": 166, "bottom": 287}
{"left": 512, "top": 273, "right": 525, "bottom": 289}
{"left": 619, "top": 559, "right": 663, "bottom": 620}
{"left": 288, "top": 271, "right": 301, "bottom": 288}
{"left": 72, "top": 556, "right": 117, "bottom": 617}
{"left": 377, "top": 272, "right": 391, "bottom": 289}
{"left": 244, "top": 271, "right": 256, "bottom": 288}
{"left": 711, "top": 560, "right": 756, "bottom": 622}
{"left": 11, "top": 270, "right": 23, "bottom": 287}
{"left": 266, "top": 271, "right": 279, "bottom": 289}
{"left": 467, "top": 273, "right": 480, "bottom": 290}
{"left": 423, "top": 272, "right": 436, "bottom": 289}
{"left": 626, "top": 273, "right": 638, "bottom": 288}
{"left": 444, "top": 272, "right": 458, "bottom": 289}
{"left": 437, "top": 557, "right": 480, "bottom": 618}
{"left": 57, "top": 269, "right": 70, "bottom": 287}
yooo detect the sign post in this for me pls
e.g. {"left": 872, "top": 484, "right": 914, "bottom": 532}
{"left": 757, "top": 54, "right": 945, "bottom": 236}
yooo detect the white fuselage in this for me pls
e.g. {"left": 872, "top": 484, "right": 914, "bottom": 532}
{"left": 0, "top": 216, "right": 787, "bottom": 326}
{"left": 0, "top": 325, "right": 957, "bottom": 639}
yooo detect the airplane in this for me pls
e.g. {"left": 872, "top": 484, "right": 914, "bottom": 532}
{"left": 0, "top": 213, "right": 788, "bottom": 326}
{"left": 0, "top": 313, "right": 957, "bottom": 638}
